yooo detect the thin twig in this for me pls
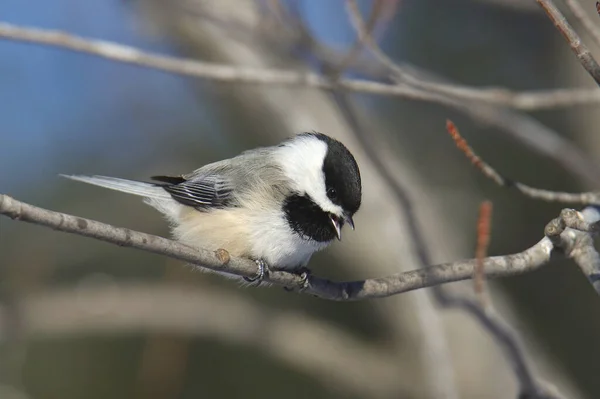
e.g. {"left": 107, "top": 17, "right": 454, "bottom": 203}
{"left": 447, "top": 296, "right": 560, "bottom": 399}
{"left": 332, "top": 0, "right": 387, "bottom": 78}
{"left": 1, "top": 20, "right": 600, "bottom": 111}
{"left": 344, "top": 0, "right": 402, "bottom": 78}
{"left": 446, "top": 119, "right": 600, "bottom": 291}
{"left": 536, "top": 0, "right": 600, "bottom": 87}
{"left": 474, "top": 201, "right": 493, "bottom": 308}
{"left": 398, "top": 65, "right": 600, "bottom": 186}
{"left": 564, "top": 0, "right": 600, "bottom": 50}
{"left": 446, "top": 119, "right": 600, "bottom": 293}
{"left": 445, "top": 120, "right": 600, "bottom": 205}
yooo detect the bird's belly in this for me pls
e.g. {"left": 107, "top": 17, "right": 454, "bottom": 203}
{"left": 174, "top": 207, "right": 330, "bottom": 270}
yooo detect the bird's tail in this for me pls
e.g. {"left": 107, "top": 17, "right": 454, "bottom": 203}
{"left": 60, "top": 174, "right": 171, "bottom": 200}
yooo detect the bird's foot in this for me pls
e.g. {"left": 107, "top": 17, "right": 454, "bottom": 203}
{"left": 283, "top": 266, "right": 312, "bottom": 292}
{"left": 244, "top": 259, "right": 269, "bottom": 286}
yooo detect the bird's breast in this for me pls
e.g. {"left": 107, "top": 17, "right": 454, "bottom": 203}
{"left": 173, "top": 206, "right": 330, "bottom": 270}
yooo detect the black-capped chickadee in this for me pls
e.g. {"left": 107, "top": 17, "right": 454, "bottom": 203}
{"left": 62, "top": 132, "right": 361, "bottom": 284}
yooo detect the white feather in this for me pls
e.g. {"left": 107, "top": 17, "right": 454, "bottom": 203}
{"left": 175, "top": 206, "right": 327, "bottom": 269}
{"left": 60, "top": 174, "right": 180, "bottom": 221}
{"left": 60, "top": 175, "right": 166, "bottom": 198}
{"left": 274, "top": 135, "right": 343, "bottom": 216}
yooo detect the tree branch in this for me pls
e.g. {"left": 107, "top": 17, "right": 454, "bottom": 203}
{"left": 345, "top": 0, "right": 598, "bottom": 110}
{"left": 563, "top": 0, "right": 600, "bottom": 51}
{"left": 0, "top": 193, "right": 559, "bottom": 301}
{"left": 443, "top": 121, "right": 600, "bottom": 294}
{"left": 445, "top": 120, "right": 600, "bottom": 205}
{"left": 0, "top": 20, "right": 599, "bottom": 111}
{"left": 536, "top": 0, "right": 600, "bottom": 87}
{"left": 4, "top": 18, "right": 600, "bottom": 186}
{"left": 545, "top": 207, "right": 600, "bottom": 295}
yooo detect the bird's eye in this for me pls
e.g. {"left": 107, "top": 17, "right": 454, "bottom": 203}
{"left": 327, "top": 187, "right": 337, "bottom": 200}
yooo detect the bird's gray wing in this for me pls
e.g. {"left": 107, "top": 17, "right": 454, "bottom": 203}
{"left": 151, "top": 172, "right": 234, "bottom": 210}
{"left": 152, "top": 148, "right": 280, "bottom": 211}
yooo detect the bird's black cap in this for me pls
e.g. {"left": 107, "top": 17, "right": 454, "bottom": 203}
{"left": 303, "top": 132, "right": 362, "bottom": 216}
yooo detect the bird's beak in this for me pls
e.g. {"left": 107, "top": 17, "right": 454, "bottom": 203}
{"left": 344, "top": 213, "right": 355, "bottom": 231}
{"left": 329, "top": 214, "right": 343, "bottom": 241}
{"left": 329, "top": 213, "right": 355, "bottom": 241}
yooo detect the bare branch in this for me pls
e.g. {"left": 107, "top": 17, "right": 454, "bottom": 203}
{"left": 344, "top": 0, "right": 401, "bottom": 79}
{"left": 443, "top": 121, "right": 600, "bottom": 294}
{"left": 0, "top": 193, "right": 560, "bottom": 301}
{"left": 4, "top": 17, "right": 600, "bottom": 187}
{"left": 545, "top": 208, "right": 600, "bottom": 294}
{"left": 447, "top": 296, "right": 563, "bottom": 399}
{"left": 564, "top": 0, "right": 600, "bottom": 50}
{"left": 445, "top": 120, "right": 600, "bottom": 205}
{"left": 346, "top": 0, "right": 599, "bottom": 109}
{"left": 437, "top": 206, "right": 562, "bottom": 399}
{"left": 536, "top": 0, "right": 600, "bottom": 86}
{"left": 460, "top": 204, "right": 563, "bottom": 399}
{"left": 0, "top": 20, "right": 599, "bottom": 112}
{"left": 331, "top": 0, "right": 389, "bottom": 78}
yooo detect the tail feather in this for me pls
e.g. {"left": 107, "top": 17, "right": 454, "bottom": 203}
{"left": 60, "top": 174, "right": 171, "bottom": 200}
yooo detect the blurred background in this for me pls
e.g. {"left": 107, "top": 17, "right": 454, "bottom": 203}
{"left": 2, "top": 0, "right": 600, "bottom": 398}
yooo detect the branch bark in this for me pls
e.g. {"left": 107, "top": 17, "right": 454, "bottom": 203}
{"left": 563, "top": 0, "right": 600, "bottom": 50}
{"left": 537, "top": 0, "right": 600, "bottom": 87}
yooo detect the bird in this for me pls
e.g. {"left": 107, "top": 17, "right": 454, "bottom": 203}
{"left": 61, "top": 132, "right": 362, "bottom": 286}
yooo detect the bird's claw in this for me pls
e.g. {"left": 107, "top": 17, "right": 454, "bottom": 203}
{"left": 283, "top": 267, "right": 312, "bottom": 292}
{"left": 298, "top": 267, "right": 311, "bottom": 291}
{"left": 244, "top": 259, "right": 268, "bottom": 285}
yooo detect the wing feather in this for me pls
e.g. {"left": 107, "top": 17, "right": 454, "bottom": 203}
{"left": 152, "top": 174, "right": 233, "bottom": 210}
